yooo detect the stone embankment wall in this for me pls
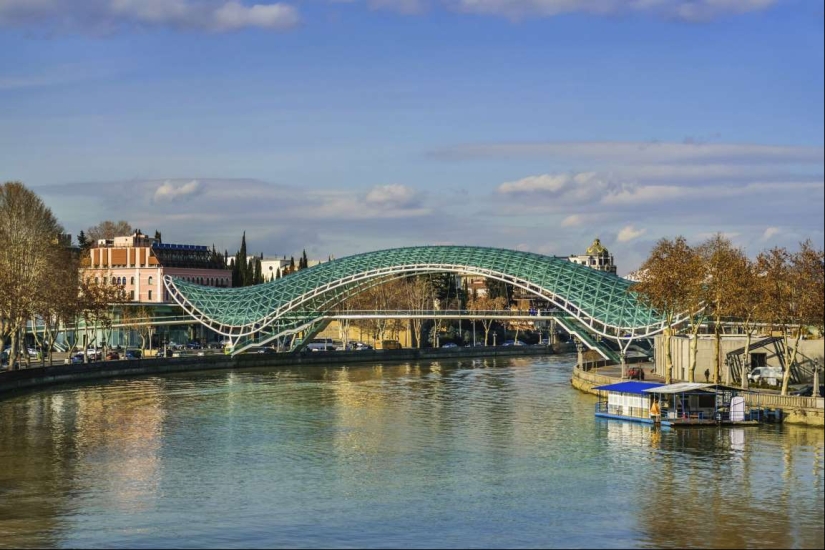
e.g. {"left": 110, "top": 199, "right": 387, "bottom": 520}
{"left": 0, "top": 345, "right": 559, "bottom": 397}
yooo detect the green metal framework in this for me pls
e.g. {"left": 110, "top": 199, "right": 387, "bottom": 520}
{"left": 165, "top": 246, "right": 675, "bottom": 349}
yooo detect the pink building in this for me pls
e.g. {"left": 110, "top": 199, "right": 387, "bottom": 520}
{"left": 81, "top": 231, "right": 232, "bottom": 303}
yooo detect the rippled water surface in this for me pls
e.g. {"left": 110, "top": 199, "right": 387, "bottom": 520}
{"left": 0, "top": 355, "right": 823, "bottom": 548}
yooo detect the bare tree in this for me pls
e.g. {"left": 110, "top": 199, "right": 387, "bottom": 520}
{"left": 679, "top": 244, "right": 706, "bottom": 383}
{"left": 76, "top": 274, "right": 127, "bottom": 362}
{"left": 467, "top": 294, "right": 507, "bottom": 346}
{"left": 761, "top": 241, "right": 825, "bottom": 395}
{"left": 86, "top": 220, "right": 132, "bottom": 242}
{"left": 121, "top": 305, "right": 155, "bottom": 353}
{"left": 728, "top": 254, "right": 764, "bottom": 389}
{"left": 402, "top": 275, "right": 432, "bottom": 348}
{"left": 631, "top": 237, "right": 697, "bottom": 384}
{"left": 698, "top": 234, "right": 747, "bottom": 383}
{"left": 0, "top": 182, "right": 65, "bottom": 369}
{"left": 30, "top": 248, "right": 79, "bottom": 366}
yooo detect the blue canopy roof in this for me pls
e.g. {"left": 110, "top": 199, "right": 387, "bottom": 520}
{"left": 593, "top": 381, "right": 666, "bottom": 395}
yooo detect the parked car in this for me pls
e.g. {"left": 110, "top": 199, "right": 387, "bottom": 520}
{"left": 502, "top": 340, "right": 526, "bottom": 347}
{"left": 105, "top": 351, "right": 120, "bottom": 360}
{"left": 69, "top": 354, "right": 84, "bottom": 364}
{"left": 748, "top": 366, "right": 783, "bottom": 385}
{"left": 789, "top": 385, "right": 825, "bottom": 397}
{"left": 186, "top": 341, "right": 202, "bottom": 350}
{"left": 124, "top": 349, "right": 142, "bottom": 360}
{"left": 347, "top": 341, "right": 372, "bottom": 350}
{"left": 441, "top": 342, "right": 459, "bottom": 348}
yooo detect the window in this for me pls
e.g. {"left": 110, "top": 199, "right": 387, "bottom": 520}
{"left": 148, "top": 290, "right": 153, "bottom": 300}
{"left": 148, "top": 276, "right": 153, "bottom": 285}
{"left": 131, "top": 276, "right": 135, "bottom": 285}
{"left": 130, "top": 290, "right": 135, "bottom": 300}
{"left": 111, "top": 277, "right": 116, "bottom": 284}
{"left": 94, "top": 277, "right": 99, "bottom": 284}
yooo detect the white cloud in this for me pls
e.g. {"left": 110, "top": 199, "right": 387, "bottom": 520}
{"left": 0, "top": 0, "right": 299, "bottom": 33}
{"left": 762, "top": 226, "right": 780, "bottom": 241}
{"left": 617, "top": 225, "right": 646, "bottom": 243}
{"left": 498, "top": 171, "right": 627, "bottom": 204}
{"left": 365, "top": 183, "right": 421, "bottom": 208}
{"left": 561, "top": 214, "right": 584, "bottom": 227}
{"left": 153, "top": 179, "right": 202, "bottom": 203}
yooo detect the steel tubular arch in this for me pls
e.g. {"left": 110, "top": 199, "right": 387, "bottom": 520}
{"left": 164, "top": 245, "right": 671, "bottom": 343}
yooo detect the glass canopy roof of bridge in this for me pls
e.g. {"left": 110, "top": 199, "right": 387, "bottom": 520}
{"left": 165, "top": 245, "right": 665, "bottom": 336}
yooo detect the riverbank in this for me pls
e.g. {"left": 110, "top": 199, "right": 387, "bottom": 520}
{"left": 0, "top": 344, "right": 567, "bottom": 398}
{"left": 570, "top": 363, "right": 825, "bottom": 428}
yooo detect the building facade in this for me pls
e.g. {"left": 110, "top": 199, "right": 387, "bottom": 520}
{"left": 568, "top": 238, "right": 617, "bottom": 275}
{"left": 82, "top": 231, "right": 232, "bottom": 303}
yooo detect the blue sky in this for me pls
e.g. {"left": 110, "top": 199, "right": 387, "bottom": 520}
{"left": 2, "top": 0, "right": 823, "bottom": 274}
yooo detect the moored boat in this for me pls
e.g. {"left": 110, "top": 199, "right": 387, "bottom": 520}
{"left": 594, "top": 381, "right": 767, "bottom": 427}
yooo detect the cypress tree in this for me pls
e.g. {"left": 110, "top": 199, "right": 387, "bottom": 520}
{"left": 77, "top": 230, "right": 89, "bottom": 250}
{"left": 301, "top": 249, "right": 308, "bottom": 269}
{"left": 254, "top": 257, "right": 262, "bottom": 284}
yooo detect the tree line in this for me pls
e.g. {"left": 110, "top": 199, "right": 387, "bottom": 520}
{"left": 229, "top": 231, "right": 312, "bottom": 287}
{"left": 1, "top": 182, "right": 131, "bottom": 368}
{"left": 631, "top": 234, "right": 824, "bottom": 395}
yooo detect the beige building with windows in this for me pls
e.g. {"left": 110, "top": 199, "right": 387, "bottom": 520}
{"left": 81, "top": 231, "right": 232, "bottom": 303}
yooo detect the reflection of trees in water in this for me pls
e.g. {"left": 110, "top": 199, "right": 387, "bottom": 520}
{"left": 0, "top": 393, "right": 70, "bottom": 547}
{"left": 0, "top": 380, "right": 167, "bottom": 547}
{"left": 638, "top": 426, "right": 824, "bottom": 549}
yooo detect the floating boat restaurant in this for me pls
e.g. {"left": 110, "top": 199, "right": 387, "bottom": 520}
{"left": 593, "top": 381, "right": 769, "bottom": 427}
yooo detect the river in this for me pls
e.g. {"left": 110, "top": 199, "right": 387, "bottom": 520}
{"left": 0, "top": 354, "right": 822, "bottom": 548}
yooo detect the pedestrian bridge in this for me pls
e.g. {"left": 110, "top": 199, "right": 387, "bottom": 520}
{"left": 165, "top": 246, "right": 678, "bottom": 354}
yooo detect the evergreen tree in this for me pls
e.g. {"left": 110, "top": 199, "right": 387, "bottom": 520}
{"left": 253, "top": 257, "right": 263, "bottom": 284}
{"left": 77, "top": 230, "right": 89, "bottom": 250}
{"left": 301, "top": 249, "right": 308, "bottom": 269}
{"left": 289, "top": 256, "right": 295, "bottom": 274}
{"left": 231, "top": 255, "right": 240, "bottom": 287}
{"left": 486, "top": 279, "right": 511, "bottom": 303}
{"left": 154, "top": 230, "right": 162, "bottom": 243}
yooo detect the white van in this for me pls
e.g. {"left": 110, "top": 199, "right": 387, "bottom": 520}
{"left": 307, "top": 338, "right": 335, "bottom": 352}
{"left": 748, "top": 366, "right": 783, "bottom": 385}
